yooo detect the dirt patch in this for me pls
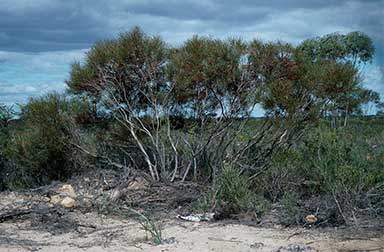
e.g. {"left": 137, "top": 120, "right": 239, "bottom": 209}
{"left": 1, "top": 215, "right": 383, "bottom": 252}
{"left": 0, "top": 171, "right": 383, "bottom": 252}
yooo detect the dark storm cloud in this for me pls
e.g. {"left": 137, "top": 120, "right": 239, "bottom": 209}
{"left": 121, "top": 0, "right": 378, "bottom": 22}
{"left": 0, "top": 1, "right": 109, "bottom": 52}
{"left": 0, "top": 0, "right": 382, "bottom": 52}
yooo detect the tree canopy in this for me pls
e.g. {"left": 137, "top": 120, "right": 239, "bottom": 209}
{"left": 66, "top": 27, "right": 379, "bottom": 122}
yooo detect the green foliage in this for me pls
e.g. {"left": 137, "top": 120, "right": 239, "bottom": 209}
{"left": 3, "top": 93, "right": 79, "bottom": 189}
{"left": 299, "top": 31, "right": 374, "bottom": 64}
{"left": 0, "top": 104, "right": 14, "bottom": 147}
{"left": 63, "top": 28, "right": 381, "bottom": 182}
{"left": 345, "top": 31, "right": 375, "bottom": 63}
{"left": 215, "top": 165, "right": 251, "bottom": 209}
{"left": 168, "top": 36, "right": 249, "bottom": 117}
{"left": 246, "top": 36, "right": 375, "bottom": 122}
{"left": 255, "top": 148, "right": 301, "bottom": 202}
{"left": 300, "top": 124, "right": 383, "bottom": 198}
{"left": 281, "top": 192, "right": 300, "bottom": 225}
{"left": 194, "top": 190, "right": 216, "bottom": 213}
{"left": 196, "top": 165, "right": 270, "bottom": 217}
{"left": 298, "top": 31, "right": 378, "bottom": 117}
{"left": 256, "top": 116, "right": 384, "bottom": 223}
{"left": 128, "top": 208, "right": 162, "bottom": 245}
{"left": 67, "top": 26, "right": 169, "bottom": 114}
{"left": 0, "top": 104, "right": 15, "bottom": 190}
{"left": 68, "top": 28, "right": 378, "bottom": 123}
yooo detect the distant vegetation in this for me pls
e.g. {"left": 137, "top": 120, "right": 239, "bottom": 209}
{"left": 0, "top": 27, "right": 383, "bottom": 225}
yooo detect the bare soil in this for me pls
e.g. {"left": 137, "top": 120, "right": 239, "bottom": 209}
{"left": 1, "top": 213, "right": 383, "bottom": 252}
{"left": 1, "top": 171, "right": 383, "bottom": 252}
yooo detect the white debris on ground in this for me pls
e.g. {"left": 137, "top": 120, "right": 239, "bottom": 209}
{"left": 177, "top": 212, "right": 215, "bottom": 222}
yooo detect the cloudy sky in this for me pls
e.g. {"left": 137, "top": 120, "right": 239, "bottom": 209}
{"left": 0, "top": 0, "right": 383, "bottom": 107}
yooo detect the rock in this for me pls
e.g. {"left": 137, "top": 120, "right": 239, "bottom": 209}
{"left": 82, "top": 198, "right": 93, "bottom": 208}
{"left": 250, "top": 242, "right": 264, "bottom": 249}
{"left": 287, "top": 243, "right": 311, "bottom": 251}
{"left": 163, "top": 237, "right": 176, "bottom": 244}
{"left": 42, "top": 196, "right": 51, "bottom": 202}
{"left": 50, "top": 195, "right": 62, "bottom": 204}
{"left": 60, "top": 197, "right": 77, "bottom": 208}
{"left": 110, "top": 188, "right": 123, "bottom": 202}
{"left": 57, "top": 184, "right": 76, "bottom": 198}
{"left": 278, "top": 243, "right": 312, "bottom": 252}
{"left": 305, "top": 214, "right": 318, "bottom": 224}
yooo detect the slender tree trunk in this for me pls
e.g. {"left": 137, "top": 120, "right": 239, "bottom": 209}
{"left": 331, "top": 116, "right": 337, "bottom": 129}
{"left": 343, "top": 113, "right": 348, "bottom": 127}
{"left": 343, "top": 105, "right": 349, "bottom": 127}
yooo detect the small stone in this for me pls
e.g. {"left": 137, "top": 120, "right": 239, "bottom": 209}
{"left": 42, "top": 196, "right": 51, "bottom": 202}
{"left": 250, "top": 242, "right": 264, "bottom": 248}
{"left": 61, "top": 197, "right": 77, "bottom": 208}
{"left": 286, "top": 243, "right": 311, "bottom": 251}
{"left": 110, "top": 188, "right": 123, "bottom": 201}
{"left": 50, "top": 195, "right": 62, "bottom": 204}
{"left": 82, "top": 198, "right": 92, "bottom": 208}
{"left": 57, "top": 184, "right": 77, "bottom": 198}
{"left": 305, "top": 214, "right": 318, "bottom": 224}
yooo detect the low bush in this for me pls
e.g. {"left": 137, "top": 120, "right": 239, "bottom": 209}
{"left": 215, "top": 165, "right": 253, "bottom": 211}
{"left": 256, "top": 117, "right": 384, "bottom": 225}
{"left": 196, "top": 165, "right": 270, "bottom": 218}
{"left": 300, "top": 124, "right": 383, "bottom": 218}
{"left": 0, "top": 104, "right": 16, "bottom": 190}
{"left": 3, "top": 93, "right": 82, "bottom": 189}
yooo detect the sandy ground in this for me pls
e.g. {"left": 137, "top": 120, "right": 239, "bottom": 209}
{"left": 1, "top": 212, "right": 383, "bottom": 252}
{"left": 1, "top": 181, "right": 383, "bottom": 252}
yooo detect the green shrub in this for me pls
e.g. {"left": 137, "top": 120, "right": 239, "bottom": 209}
{"left": 257, "top": 117, "right": 384, "bottom": 224}
{"left": 196, "top": 165, "right": 270, "bottom": 217}
{"left": 4, "top": 93, "right": 78, "bottom": 189}
{"left": 301, "top": 125, "right": 383, "bottom": 198}
{"left": 0, "top": 104, "right": 16, "bottom": 190}
{"left": 255, "top": 148, "right": 301, "bottom": 202}
{"left": 281, "top": 192, "right": 300, "bottom": 225}
{"left": 128, "top": 208, "right": 162, "bottom": 245}
{"left": 0, "top": 147, "right": 7, "bottom": 191}
{"left": 215, "top": 165, "right": 252, "bottom": 210}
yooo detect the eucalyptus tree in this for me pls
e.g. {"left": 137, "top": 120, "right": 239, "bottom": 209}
{"left": 66, "top": 28, "right": 379, "bottom": 181}
{"left": 298, "top": 31, "right": 378, "bottom": 126}
{"left": 167, "top": 36, "right": 254, "bottom": 180}
{"left": 67, "top": 27, "right": 172, "bottom": 180}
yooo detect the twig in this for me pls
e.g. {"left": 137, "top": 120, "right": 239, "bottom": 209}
{"left": 0, "top": 209, "right": 32, "bottom": 223}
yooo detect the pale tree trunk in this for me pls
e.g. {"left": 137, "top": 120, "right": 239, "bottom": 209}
{"left": 343, "top": 105, "right": 349, "bottom": 127}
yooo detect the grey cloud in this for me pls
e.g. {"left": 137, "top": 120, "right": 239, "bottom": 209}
{"left": 0, "top": 0, "right": 382, "bottom": 52}
{"left": 0, "top": 1, "right": 111, "bottom": 52}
